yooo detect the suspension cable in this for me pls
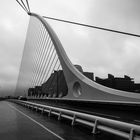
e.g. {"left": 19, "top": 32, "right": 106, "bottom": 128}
{"left": 20, "top": 0, "right": 29, "bottom": 12}
{"left": 43, "top": 16, "right": 140, "bottom": 38}
{"left": 26, "top": 0, "right": 31, "bottom": 12}
{"left": 16, "top": 0, "right": 28, "bottom": 13}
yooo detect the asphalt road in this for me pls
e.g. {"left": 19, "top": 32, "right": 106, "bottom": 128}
{"left": 0, "top": 101, "right": 125, "bottom": 140}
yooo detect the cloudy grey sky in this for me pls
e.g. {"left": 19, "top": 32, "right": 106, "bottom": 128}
{"left": 1, "top": 0, "right": 140, "bottom": 96}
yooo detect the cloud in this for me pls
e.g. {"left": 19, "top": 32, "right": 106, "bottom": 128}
{"left": 0, "top": 0, "right": 29, "bottom": 96}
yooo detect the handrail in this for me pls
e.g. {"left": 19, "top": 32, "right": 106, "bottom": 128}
{"left": 10, "top": 100, "right": 140, "bottom": 140}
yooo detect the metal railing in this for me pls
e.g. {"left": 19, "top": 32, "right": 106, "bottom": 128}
{"left": 10, "top": 100, "right": 140, "bottom": 140}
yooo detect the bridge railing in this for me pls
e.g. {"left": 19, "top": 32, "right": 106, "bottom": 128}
{"left": 10, "top": 99, "right": 140, "bottom": 140}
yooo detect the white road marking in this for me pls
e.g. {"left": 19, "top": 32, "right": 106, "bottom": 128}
{"left": 8, "top": 103, "right": 65, "bottom": 140}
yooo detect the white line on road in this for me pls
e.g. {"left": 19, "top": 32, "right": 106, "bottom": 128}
{"left": 8, "top": 103, "right": 65, "bottom": 140}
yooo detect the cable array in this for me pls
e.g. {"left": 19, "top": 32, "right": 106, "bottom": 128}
{"left": 16, "top": 0, "right": 30, "bottom": 13}
{"left": 15, "top": 16, "right": 63, "bottom": 97}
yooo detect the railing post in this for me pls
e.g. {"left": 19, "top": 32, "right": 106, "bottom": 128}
{"left": 92, "top": 119, "right": 99, "bottom": 134}
{"left": 71, "top": 114, "right": 76, "bottom": 126}
{"left": 31, "top": 105, "right": 34, "bottom": 110}
{"left": 129, "top": 128, "right": 135, "bottom": 140}
{"left": 36, "top": 106, "right": 38, "bottom": 111}
{"left": 58, "top": 112, "right": 62, "bottom": 120}
{"left": 48, "top": 109, "right": 51, "bottom": 117}
{"left": 41, "top": 107, "right": 44, "bottom": 114}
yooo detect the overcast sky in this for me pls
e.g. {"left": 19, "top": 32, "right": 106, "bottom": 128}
{"left": 1, "top": 0, "right": 140, "bottom": 96}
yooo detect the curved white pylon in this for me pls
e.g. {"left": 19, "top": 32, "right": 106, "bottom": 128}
{"left": 30, "top": 13, "right": 140, "bottom": 102}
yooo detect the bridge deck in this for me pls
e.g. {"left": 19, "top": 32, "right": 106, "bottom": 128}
{"left": 0, "top": 101, "right": 109, "bottom": 140}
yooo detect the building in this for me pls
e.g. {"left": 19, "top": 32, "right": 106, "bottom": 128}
{"left": 134, "top": 83, "right": 140, "bottom": 93}
{"left": 34, "top": 86, "right": 42, "bottom": 97}
{"left": 74, "top": 65, "right": 83, "bottom": 73}
{"left": 95, "top": 74, "right": 135, "bottom": 92}
{"left": 42, "top": 70, "right": 68, "bottom": 98}
{"left": 28, "top": 88, "right": 35, "bottom": 96}
{"left": 83, "top": 72, "right": 94, "bottom": 81}
{"left": 28, "top": 65, "right": 140, "bottom": 97}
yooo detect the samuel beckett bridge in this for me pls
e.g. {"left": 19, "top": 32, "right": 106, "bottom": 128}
{"left": 1, "top": 0, "right": 140, "bottom": 140}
